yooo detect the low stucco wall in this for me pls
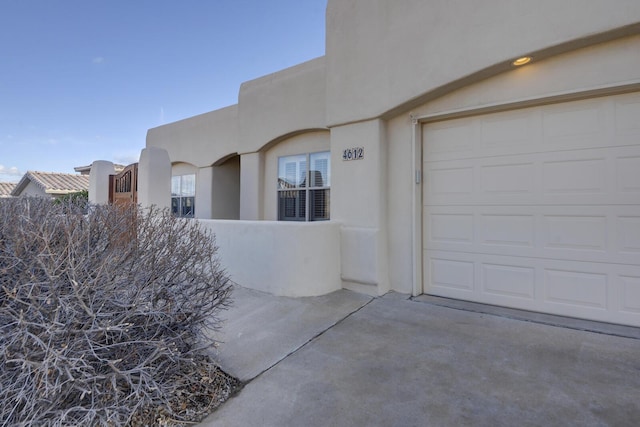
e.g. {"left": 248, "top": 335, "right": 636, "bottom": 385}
{"left": 199, "top": 219, "right": 342, "bottom": 297}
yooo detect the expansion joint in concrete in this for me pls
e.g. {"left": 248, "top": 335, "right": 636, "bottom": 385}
{"left": 250, "top": 297, "right": 375, "bottom": 382}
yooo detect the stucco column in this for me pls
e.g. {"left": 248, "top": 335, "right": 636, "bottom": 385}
{"left": 331, "top": 119, "right": 390, "bottom": 296}
{"left": 195, "top": 166, "right": 214, "bottom": 219}
{"left": 138, "top": 147, "right": 171, "bottom": 210}
{"left": 88, "top": 160, "right": 115, "bottom": 205}
{"left": 239, "top": 151, "right": 264, "bottom": 220}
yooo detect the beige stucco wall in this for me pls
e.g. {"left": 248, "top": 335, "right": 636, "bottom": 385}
{"left": 172, "top": 162, "right": 197, "bottom": 177}
{"left": 89, "top": 160, "right": 116, "bottom": 204}
{"left": 326, "top": 0, "right": 640, "bottom": 126}
{"left": 146, "top": 105, "right": 239, "bottom": 168}
{"left": 238, "top": 57, "right": 327, "bottom": 154}
{"left": 212, "top": 156, "right": 241, "bottom": 220}
{"left": 330, "top": 119, "right": 390, "bottom": 295}
{"left": 138, "top": 147, "right": 171, "bottom": 210}
{"left": 408, "top": 34, "right": 640, "bottom": 120}
{"left": 19, "top": 181, "right": 49, "bottom": 198}
{"left": 200, "top": 219, "right": 342, "bottom": 297}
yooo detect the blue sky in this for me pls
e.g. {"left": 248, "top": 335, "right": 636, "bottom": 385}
{"left": 0, "top": 0, "right": 327, "bottom": 182}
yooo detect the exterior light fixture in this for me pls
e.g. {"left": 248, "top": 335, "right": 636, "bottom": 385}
{"left": 512, "top": 56, "right": 532, "bottom": 66}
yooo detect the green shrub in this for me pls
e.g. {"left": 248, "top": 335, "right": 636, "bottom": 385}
{"left": 54, "top": 189, "right": 89, "bottom": 206}
{"left": 0, "top": 198, "right": 234, "bottom": 426}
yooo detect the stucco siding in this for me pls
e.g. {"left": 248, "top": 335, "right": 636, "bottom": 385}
{"left": 21, "top": 181, "right": 48, "bottom": 198}
{"left": 200, "top": 219, "right": 342, "bottom": 297}
{"left": 326, "top": 0, "right": 640, "bottom": 126}
{"left": 330, "top": 120, "right": 390, "bottom": 295}
{"left": 238, "top": 57, "right": 327, "bottom": 154}
{"left": 172, "top": 162, "right": 197, "bottom": 176}
{"left": 146, "top": 105, "right": 239, "bottom": 168}
{"left": 212, "top": 156, "right": 241, "bottom": 220}
{"left": 410, "top": 35, "right": 640, "bottom": 120}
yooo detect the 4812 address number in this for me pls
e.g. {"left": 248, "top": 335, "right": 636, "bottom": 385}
{"left": 342, "top": 147, "right": 364, "bottom": 161}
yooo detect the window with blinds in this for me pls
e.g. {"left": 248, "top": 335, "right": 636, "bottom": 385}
{"left": 277, "top": 151, "right": 330, "bottom": 221}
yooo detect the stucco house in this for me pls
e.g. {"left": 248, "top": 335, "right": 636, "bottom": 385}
{"left": 137, "top": 0, "right": 640, "bottom": 327}
{"left": 11, "top": 171, "right": 89, "bottom": 199}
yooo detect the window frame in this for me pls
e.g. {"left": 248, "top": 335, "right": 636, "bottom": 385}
{"left": 277, "top": 151, "right": 330, "bottom": 222}
{"left": 171, "top": 174, "right": 196, "bottom": 218}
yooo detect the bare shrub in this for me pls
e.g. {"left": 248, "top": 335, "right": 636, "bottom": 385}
{"left": 0, "top": 198, "right": 234, "bottom": 426}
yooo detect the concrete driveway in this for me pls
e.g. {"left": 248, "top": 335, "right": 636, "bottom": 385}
{"left": 202, "top": 287, "right": 640, "bottom": 426}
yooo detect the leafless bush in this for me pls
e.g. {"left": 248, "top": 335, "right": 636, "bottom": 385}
{"left": 0, "top": 198, "right": 234, "bottom": 426}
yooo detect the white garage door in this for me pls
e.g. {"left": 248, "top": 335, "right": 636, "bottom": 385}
{"left": 422, "top": 92, "right": 640, "bottom": 326}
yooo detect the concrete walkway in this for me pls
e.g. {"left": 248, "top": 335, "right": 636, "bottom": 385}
{"left": 202, "top": 287, "right": 640, "bottom": 426}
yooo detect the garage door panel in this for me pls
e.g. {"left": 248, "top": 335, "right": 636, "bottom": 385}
{"left": 426, "top": 166, "right": 475, "bottom": 197}
{"left": 536, "top": 210, "right": 633, "bottom": 264}
{"left": 617, "top": 155, "right": 640, "bottom": 193}
{"left": 544, "top": 269, "right": 607, "bottom": 309}
{"left": 424, "top": 115, "right": 539, "bottom": 163}
{"left": 424, "top": 249, "right": 640, "bottom": 326}
{"left": 422, "top": 92, "right": 640, "bottom": 326}
{"left": 479, "top": 110, "right": 539, "bottom": 151}
{"left": 425, "top": 145, "right": 640, "bottom": 206}
{"left": 481, "top": 263, "right": 535, "bottom": 300}
{"left": 422, "top": 95, "right": 640, "bottom": 164}
{"left": 619, "top": 275, "right": 640, "bottom": 314}
{"left": 540, "top": 260, "right": 640, "bottom": 325}
{"left": 541, "top": 215, "right": 607, "bottom": 251}
{"left": 542, "top": 157, "right": 606, "bottom": 195}
{"left": 425, "top": 205, "right": 640, "bottom": 266}
{"left": 481, "top": 162, "right": 535, "bottom": 195}
{"left": 427, "top": 212, "right": 474, "bottom": 245}
{"left": 618, "top": 216, "right": 640, "bottom": 254}
{"left": 541, "top": 99, "right": 607, "bottom": 143}
{"left": 429, "top": 257, "right": 475, "bottom": 292}
{"left": 424, "top": 119, "right": 475, "bottom": 156}
{"left": 479, "top": 213, "right": 535, "bottom": 248}
{"left": 615, "top": 92, "right": 640, "bottom": 133}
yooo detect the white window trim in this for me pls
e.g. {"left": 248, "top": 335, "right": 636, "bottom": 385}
{"left": 277, "top": 151, "right": 330, "bottom": 222}
{"left": 171, "top": 174, "right": 196, "bottom": 218}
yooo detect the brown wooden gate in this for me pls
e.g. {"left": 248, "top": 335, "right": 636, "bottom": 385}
{"left": 109, "top": 163, "right": 138, "bottom": 206}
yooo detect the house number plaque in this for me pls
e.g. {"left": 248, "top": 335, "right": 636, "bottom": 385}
{"left": 342, "top": 147, "right": 364, "bottom": 161}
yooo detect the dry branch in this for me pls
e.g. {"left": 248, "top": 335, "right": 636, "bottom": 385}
{"left": 0, "top": 198, "right": 235, "bottom": 426}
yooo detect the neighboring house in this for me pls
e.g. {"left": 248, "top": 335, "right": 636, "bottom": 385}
{"left": 143, "top": 0, "right": 640, "bottom": 327}
{"left": 74, "top": 163, "right": 126, "bottom": 176}
{"left": 11, "top": 171, "right": 89, "bottom": 199}
{"left": 0, "top": 182, "right": 16, "bottom": 198}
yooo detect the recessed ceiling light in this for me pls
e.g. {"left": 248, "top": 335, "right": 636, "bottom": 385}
{"left": 512, "top": 56, "right": 532, "bottom": 66}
